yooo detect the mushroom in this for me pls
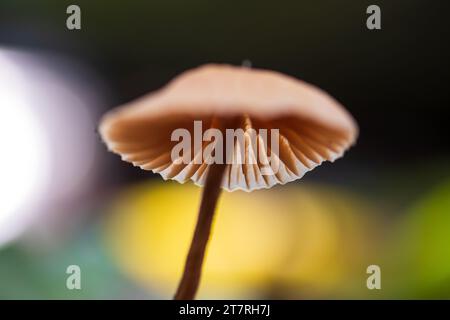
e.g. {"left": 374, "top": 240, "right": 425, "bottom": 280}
{"left": 99, "top": 64, "right": 358, "bottom": 300}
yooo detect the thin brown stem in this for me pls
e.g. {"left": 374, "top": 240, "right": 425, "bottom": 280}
{"left": 174, "top": 163, "right": 227, "bottom": 300}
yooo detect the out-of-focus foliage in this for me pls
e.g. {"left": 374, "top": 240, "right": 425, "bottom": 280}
{"left": 268, "top": 187, "right": 381, "bottom": 299}
{"left": 391, "top": 181, "right": 450, "bottom": 298}
{"left": 103, "top": 181, "right": 379, "bottom": 299}
{"left": 2, "top": 176, "right": 450, "bottom": 299}
{"left": 0, "top": 227, "right": 137, "bottom": 299}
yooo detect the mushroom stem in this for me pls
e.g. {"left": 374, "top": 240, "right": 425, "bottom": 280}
{"left": 174, "top": 163, "right": 226, "bottom": 300}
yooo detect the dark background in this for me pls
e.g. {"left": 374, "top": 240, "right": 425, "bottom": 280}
{"left": 1, "top": 0, "right": 448, "bottom": 165}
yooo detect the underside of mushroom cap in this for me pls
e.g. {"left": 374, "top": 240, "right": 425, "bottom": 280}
{"left": 100, "top": 64, "right": 358, "bottom": 192}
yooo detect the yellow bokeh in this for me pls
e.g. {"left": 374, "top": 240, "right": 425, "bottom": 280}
{"left": 103, "top": 181, "right": 376, "bottom": 298}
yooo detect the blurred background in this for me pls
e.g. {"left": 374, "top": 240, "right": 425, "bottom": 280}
{"left": 0, "top": 0, "right": 449, "bottom": 299}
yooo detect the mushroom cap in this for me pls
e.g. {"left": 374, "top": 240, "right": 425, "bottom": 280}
{"left": 100, "top": 64, "right": 358, "bottom": 192}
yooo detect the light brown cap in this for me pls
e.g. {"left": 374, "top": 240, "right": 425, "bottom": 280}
{"left": 100, "top": 64, "right": 358, "bottom": 192}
